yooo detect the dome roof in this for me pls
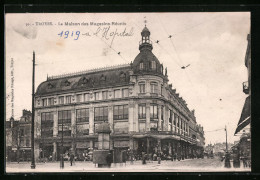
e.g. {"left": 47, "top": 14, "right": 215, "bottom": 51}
{"left": 141, "top": 26, "right": 150, "bottom": 36}
{"left": 132, "top": 50, "right": 160, "bottom": 67}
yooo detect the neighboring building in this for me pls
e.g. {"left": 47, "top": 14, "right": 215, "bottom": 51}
{"left": 234, "top": 33, "right": 251, "bottom": 158}
{"left": 34, "top": 26, "right": 205, "bottom": 161}
{"left": 6, "top": 117, "right": 19, "bottom": 162}
{"left": 5, "top": 110, "right": 32, "bottom": 162}
{"left": 18, "top": 109, "right": 32, "bottom": 161}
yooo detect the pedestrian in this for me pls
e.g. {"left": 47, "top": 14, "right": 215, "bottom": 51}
{"left": 70, "top": 153, "right": 74, "bottom": 166}
{"left": 106, "top": 153, "right": 113, "bottom": 168}
{"left": 242, "top": 156, "right": 247, "bottom": 168}
{"left": 173, "top": 153, "right": 177, "bottom": 161}
{"left": 233, "top": 153, "right": 241, "bottom": 168}
{"left": 142, "top": 152, "right": 146, "bottom": 165}
{"left": 223, "top": 152, "right": 231, "bottom": 168}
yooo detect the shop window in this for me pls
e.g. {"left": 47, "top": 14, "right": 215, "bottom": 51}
{"left": 94, "top": 107, "right": 108, "bottom": 121}
{"left": 76, "top": 108, "right": 89, "bottom": 123}
{"left": 114, "top": 105, "right": 128, "bottom": 120}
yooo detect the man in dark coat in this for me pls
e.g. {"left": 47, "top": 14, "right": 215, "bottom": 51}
{"left": 70, "top": 153, "right": 75, "bottom": 166}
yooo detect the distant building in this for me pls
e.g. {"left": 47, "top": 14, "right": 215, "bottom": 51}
{"left": 34, "top": 26, "right": 205, "bottom": 161}
{"left": 5, "top": 110, "right": 32, "bottom": 162}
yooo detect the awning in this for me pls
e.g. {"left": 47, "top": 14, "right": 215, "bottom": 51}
{"left": 235, "top": 96, "right": 251, "bottom": 135}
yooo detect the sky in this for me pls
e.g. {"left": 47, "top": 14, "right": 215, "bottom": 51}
{"left": 5, "top": 12, "right": 250, "bottom": 145}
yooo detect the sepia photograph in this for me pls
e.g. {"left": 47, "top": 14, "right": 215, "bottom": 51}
{"left": 5, "top": 12, "right": 251, "bottom": 172}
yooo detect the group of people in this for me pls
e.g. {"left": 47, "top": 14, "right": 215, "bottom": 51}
{"left": 221, "top": 152, "right": 251, "bottom": 168}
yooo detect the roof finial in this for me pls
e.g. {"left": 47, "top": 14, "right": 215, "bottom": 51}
{"left": 144, "top": 16, "right": 147, "bottom": 27}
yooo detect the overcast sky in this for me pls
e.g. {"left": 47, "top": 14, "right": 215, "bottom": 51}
{"left": 5, "top": 12, "right": 250, "bottom": 145}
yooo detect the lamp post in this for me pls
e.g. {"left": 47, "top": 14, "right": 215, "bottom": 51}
{"left": 31, "top": 51, "right": 36, "bottom": 169}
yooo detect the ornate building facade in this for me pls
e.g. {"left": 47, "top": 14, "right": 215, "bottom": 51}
{"left": 34, "top": 26, "right": 205, "bottom": 161}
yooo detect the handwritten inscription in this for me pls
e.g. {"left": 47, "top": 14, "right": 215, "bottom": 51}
{"left": 58, "top": 26, "right": 134, "bottom": 46}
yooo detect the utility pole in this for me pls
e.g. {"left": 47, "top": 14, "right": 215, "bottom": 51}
{"left": 60, "top": 116, "right": 64, "bottom": 169}
{"left": 31, "top": 51, "right": 36, "bottom": 169}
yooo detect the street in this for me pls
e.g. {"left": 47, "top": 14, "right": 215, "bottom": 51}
{"left": 6, "top": 158, "right": 251, "bottom": 173}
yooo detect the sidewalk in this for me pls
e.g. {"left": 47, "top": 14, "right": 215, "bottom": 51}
{"left": 6, "top": 159, "right": 251, "bottom": 173}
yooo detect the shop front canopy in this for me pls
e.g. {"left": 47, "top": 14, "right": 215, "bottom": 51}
{"left": 235, "top": 96, "right": 251, "bottom": 135}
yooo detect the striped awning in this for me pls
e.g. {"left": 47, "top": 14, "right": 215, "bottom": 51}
{"left": 235, "top": 96, "right": 251, "bottom": 135}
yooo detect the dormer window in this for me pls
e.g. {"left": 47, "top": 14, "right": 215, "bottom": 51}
{"left": 47, "top": 83, "right": 53, "bottom": 89}
{"left": 65, "top": 80, "right": 70, "bottom": 86}
{"left": 152, "top": 61, "right": 156, "bottom": 70}
{"left": 140, "top": 62, "right": 144, "bottom": 70}
{"left": 82, "top": 77, "right": 88, "bottom": 84}
{"left": 119, "top": 72, "right": 126, "bottom": 82}
{"left": 100, "top": 74, "right": 106, "bottom": 84}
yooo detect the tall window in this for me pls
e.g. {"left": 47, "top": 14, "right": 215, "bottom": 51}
{"left": 114, "top": 89, "right": 121, "bottom": 98}
{"left": 42, "top": 98, "right": 47, "bottom": 106}
{"left": 161, "top": 106, "right": 164, "bottom": 120}
{"left": 76, "top": 94, "right": 83, "bottom": 102}
{"left": 66, "top": 95, "right": 72, "bottom": 104}
{"left": 114, "top": 105, "right": 128, "bottom": 120}
{"left": 139, "top": 83, "right": 145, "bottom": 93}
{"left": 150, "top": 104, "right": 158, "bottom": 119}
{"left": 58, "top": 110, "right": 71, "bottom": 124}
{"left": 140, "top": 62, "right": 144, "bottom": 70}
{"left": 76, "top": 108, "right": 89, "bottom": 123}
{"left": 122, "top": 88, "right": 129, "bottom": 98}
{"left": 150, "top": 82, "right": 158, "bottom": 93}
{"left": 151, "top": 61, "right": 156, "bottom": 70}
{"left": 138, "top": 104, "right": 146, "bottom": 119}
{"left": 102, "top": 91, "right": 108, "bottom": 100}
{"left": 169, "top": 110, "right": 173, "bottom": 124}
{"left": 58, "top": 110, "right": 71, "bottom": 137}
{"left": 48, "top": 98, "right": 54, "bottom": 106}
{"left": 84, "top": 93, "right": 90, "bottom": 101}
{"left": 41, "top": 112, "right": 54, "bottom": 137}
{"left": 174, "top": 113, "right": 177, "bottom": 132}
{"left": 59, "top": 96, "right": 64, "bottom": 104}
{"left": 94, "top": 107, "right": 108, "bottom": 121}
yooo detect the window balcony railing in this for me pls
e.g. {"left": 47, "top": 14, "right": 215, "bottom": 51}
{"left": 243, "top": 81, "right": 249, "bottom": 94}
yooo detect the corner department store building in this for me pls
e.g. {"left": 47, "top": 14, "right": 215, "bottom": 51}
{"left": 34, "top": 26, "right": 205, "bottom": 161}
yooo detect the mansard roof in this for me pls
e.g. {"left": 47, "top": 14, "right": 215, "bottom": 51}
{"left": 36, "top": 64, "right": 131, "bottom": 96}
